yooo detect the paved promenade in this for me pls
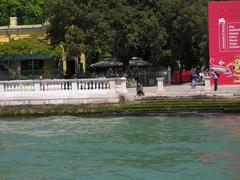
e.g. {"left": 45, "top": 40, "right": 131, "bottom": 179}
{"left": 128, "top": 83, "right": 240, "bottom": 98}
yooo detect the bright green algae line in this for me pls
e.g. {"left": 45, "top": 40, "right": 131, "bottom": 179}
{"left": 0, "top": 98, "right": 239, "bottom": 116}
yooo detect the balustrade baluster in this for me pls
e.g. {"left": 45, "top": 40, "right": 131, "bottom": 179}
{"left": 101, "top": 82, "right": 104, "bottom": 89}
{"left": 89, "top": 81, "right": 92, "bottom": 89}
{"left": 104, "top": 81, "right": 107, "bottom": 89}
{"left": 79, "top": 82, "right": 83, "bottom": 90}
{"left": 94, "top": 81, "right": 97, "bottom": 89}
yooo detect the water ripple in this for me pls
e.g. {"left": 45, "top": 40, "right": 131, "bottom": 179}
{"left": 0, "top": 114, "right": 240, "bottom": 179}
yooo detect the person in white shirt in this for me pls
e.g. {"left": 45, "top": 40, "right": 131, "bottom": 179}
{"left": 210, "top": 69, "right": 218, "bottom": 91}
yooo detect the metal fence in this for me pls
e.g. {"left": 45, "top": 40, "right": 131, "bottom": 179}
{"left": 129, "top": 68, "right": 171, "bottom": 87}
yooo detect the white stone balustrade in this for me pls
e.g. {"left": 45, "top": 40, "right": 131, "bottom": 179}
{"left": 0, "top": 79, "right": 113, "bottom": 92}
{"left": 0, "top": 78, "right": 128, "bottom": 106}
{"left": 0, "top": 80, "right": 35, "bottom": 92}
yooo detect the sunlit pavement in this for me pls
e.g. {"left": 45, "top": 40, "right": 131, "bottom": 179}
{"left": 127, "top": 83, "right": 240, "bottom": 98}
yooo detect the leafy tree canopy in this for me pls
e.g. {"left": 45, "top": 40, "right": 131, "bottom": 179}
{"left": 0, "top": 0, "right": 223, "bottom": 71}
{"left": 45, "top": 0, "right": 170, "bottom": 69}
{"left": 0, "top": 37, "right": 61, "bottom": 59}
{"left": 0, "top": 0, "right": 44, "bottom": 25}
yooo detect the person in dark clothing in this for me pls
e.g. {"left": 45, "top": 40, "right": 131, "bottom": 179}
{"left": 136, "top": 82, "right": 144, "bottom": 96}
{"left": 190, "top": 68, "right": 199, "bottom": 91}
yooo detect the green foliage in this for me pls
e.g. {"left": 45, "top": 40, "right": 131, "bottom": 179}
{"left": 0, "top": 0, "right": 44, "bottom": 25}
{"left": 0, "top": 0, "right": 216, "bottom": 71}
{"left": 44, "top": 0, "right": 211, "bottom": 71}
{"left": 0, "top": 37, "right": 60, "bottom": 58}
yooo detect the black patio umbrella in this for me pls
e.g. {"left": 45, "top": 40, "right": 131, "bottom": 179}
{"left": 129, "top": 57, "right": 151, "bottom": 67}
{"left": 90, "top": 58, "right": 123, "bottom": 68}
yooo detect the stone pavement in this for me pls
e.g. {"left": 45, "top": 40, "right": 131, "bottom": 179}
{"left": 127, "top": 83, "right": 240, "bottom": 98}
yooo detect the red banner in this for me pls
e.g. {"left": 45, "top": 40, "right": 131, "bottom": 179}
{"left": 209, "top": 1, "right": 240, "bottom": 85}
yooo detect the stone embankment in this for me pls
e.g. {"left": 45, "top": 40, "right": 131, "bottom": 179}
{"left": 0, "top": 77, "right": 239, "bottom": 116}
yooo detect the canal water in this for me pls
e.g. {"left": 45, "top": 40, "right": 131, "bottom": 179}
{"left": 0, "top": 114, "right": 240, "bottom": 180}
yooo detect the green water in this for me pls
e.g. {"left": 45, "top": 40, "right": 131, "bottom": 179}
{"left": 0, "top": 114, "right": 240, "bottom": 180}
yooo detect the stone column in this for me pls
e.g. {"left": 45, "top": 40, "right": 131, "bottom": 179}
{"left": 119, "top": 77, "right": 128, "bottom": 102}
{"left": 204, "top": 76, "right": 212, "bottom": 93}
{"left": 108, "top": 79, "right": 118, "bottom": 101}
{"left": 109, "top": 79, "right": 116, "bottom": 90}
{"left": 34, "top": 80, "right": 41, "bottom": 92}
{"left": 156, "top": 78, "right": 165, "bottom": 95}
{"left": 120, "top": 77, "right": 128, "bottom": 94}
{"left": 108, "top": 78, "right": 128, "bottom": 102}
{"left": 0, "top": 81, "right": 5, "bottom": 92}
{"left": 72, "top": 80, "right": 78, "bottom": 91}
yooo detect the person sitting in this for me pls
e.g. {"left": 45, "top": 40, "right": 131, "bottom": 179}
{"left": 136, "top": 82, "right": 144, "bottom": 96}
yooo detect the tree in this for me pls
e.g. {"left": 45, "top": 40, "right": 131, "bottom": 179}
{"left": 45, "top": 0, "right": 210, "bottom": 72}
{"left": 0, "top": 37, "right": 60, "bottom": 58}
{"left": 158, "top": 0, "right": 208, "bottom": 71}
{"left": 0, "top": 0, "right": 44, "bottom": 26}
{"left": 0, "top": 0, "right": 214, "bottom": 72}
{"left": 45, "top": 0, "right": 169, "bottom": 69}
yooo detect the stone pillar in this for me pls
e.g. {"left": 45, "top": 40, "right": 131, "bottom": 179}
{"left": 9, "top": 17, "right": 17, "bottom": 27}
{"left": 120, "top": 77, "right": 128, "bottom": 94}
{"left": 118, "top": 77, "right": 128, "bottom": 102}
{"left": 72, "top": 80, "right": 78, "bottom": 91}
{"left": 34, "top": 80, "right": 41, "bottom": 92}
{"left": 204, "top": 76, "right": 212, "bottom": 93}
{"left": 108, "top": 78, "right": 128, "bottom": 102}
{"left": 108, "top": 79, "right": 118, "bottom": 100}
{"left": 109, "top": 79, "right": 116, "bottom": 90}
{"left": 0, "top": 82, "right": 5, "bottom": 92}
{"left": 156, "top": 78, "right": 165, "bottom": 95}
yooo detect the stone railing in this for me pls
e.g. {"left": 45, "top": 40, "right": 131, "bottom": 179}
{"left": 1, "top": 80, "right": 35, "bottom": 92}
{"left": 0, "top": 78, "right": 128, "bottom": 106}
{"left": 0, "top": 78, "right": 123, "bottom": 92}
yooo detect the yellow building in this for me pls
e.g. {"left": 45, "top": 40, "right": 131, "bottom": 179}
{"left": 0, "top": 17, "right": 86, "bottom": 79}
{"left": 0, "top": 17, "right": 46, "bottom": 43}
{"left": 0, "top": 17, "right": 56, "bottom": 79}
